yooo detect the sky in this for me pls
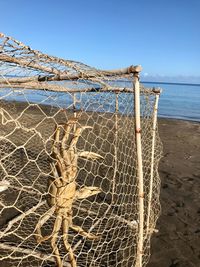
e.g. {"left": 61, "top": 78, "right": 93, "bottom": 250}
{"left": 0, "top": 0, "right": 200, "bottom": 83}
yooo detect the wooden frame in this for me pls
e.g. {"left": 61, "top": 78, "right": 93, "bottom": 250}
{"left": 0, "top": 33, "right": 162, "bottom": 267}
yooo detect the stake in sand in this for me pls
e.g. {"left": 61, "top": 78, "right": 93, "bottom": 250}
{"left": 133, "top": 67, "right": 144, "bottom": 267}
{"left": 146, "top": 91, "right": 160, "bottom": 236}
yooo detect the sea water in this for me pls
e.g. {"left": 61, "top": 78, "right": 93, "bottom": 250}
{"left": 0, "top": 82, "right": 199, "bottom": 122}
{"left": 142, "top": 82, "right": 200, "bottom": 122}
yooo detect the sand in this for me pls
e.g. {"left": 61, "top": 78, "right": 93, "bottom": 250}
{"left": 147, "top": 119, "right": 200, "bottom": 267}
{"left": 0, "top": 99, "right": 200, "bottom": 266}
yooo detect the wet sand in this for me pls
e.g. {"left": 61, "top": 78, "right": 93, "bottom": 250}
{"left": 147, "top": 119, "right": 200, "bottom": 267}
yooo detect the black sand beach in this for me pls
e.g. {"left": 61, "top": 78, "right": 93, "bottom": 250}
{"left": 0, "top": 99, "right": 199, "bottom": 267}
{"left": 147, "top": 119, "right": 200, "bottom": 267}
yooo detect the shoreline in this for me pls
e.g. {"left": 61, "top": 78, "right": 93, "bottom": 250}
{"left": 158, "top": 115, "right": 200, "bottom": 123}
{"left": 0, "top": 92, "right": 199, "bottom": 123}
{"left": 142, "top": 81, "right": 200, "bottom": 87}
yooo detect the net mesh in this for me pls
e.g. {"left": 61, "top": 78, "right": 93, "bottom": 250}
{"left": 0, "top": 33, "right": 162, "bottom": 267}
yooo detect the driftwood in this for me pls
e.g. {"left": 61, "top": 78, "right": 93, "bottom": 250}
{"left": 102, "top": 65, "right": 142, "bottom": 75}
{"left": 0, "top": 54, "right": 61, "bottom": 75}
{"left": 0, "top": 67, "right": 141, "bottom": 85}
{"left": 0, "top": 33, "right": 143, "bottom": 97}
{"left": 0, "top": 83, "right": 161, "bottom": 95}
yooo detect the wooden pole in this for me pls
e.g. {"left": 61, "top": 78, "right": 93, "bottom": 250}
{"left": 0, "top": 33, "right": 142, "bottom": 77}
{"left": 134, "top": 69, "right": 144, "bottom": 267}
{"left": 102, "top": 65, "right": 142, "bottom": 75}
{"left": 0, "top": 83, "right": 162, "bottom": 95}
{"left": 146, "top": 92, "right": 160, "bottom": 235}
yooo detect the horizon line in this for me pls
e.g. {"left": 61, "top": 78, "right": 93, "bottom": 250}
{"left": 141, "top": 81, "right": 200, "bottom": 87}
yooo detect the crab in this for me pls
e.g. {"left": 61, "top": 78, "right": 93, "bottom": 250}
{"left": 35, "top": 118, "right": 103, "bottom": 267}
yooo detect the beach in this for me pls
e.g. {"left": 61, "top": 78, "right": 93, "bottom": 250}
{"left": 0, "top": 99, "right": 199, "bottom": 266}
{"left": 147, "top": 119, "right": 200, "bottom": 267}
{"left": 0, "top": 5, "right": 199, "bottom": 266}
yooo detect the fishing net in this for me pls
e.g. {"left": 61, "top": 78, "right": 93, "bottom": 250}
{"left": 0, "top": 33, "right": 162, "bottom": 267}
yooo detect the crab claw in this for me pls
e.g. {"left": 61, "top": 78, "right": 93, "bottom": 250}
{"left": 81, "top": 126, "right": 93, "bottom": 130}
{"left": 76, "top": 186, "right": 102, "bottom": 199}
{"left": 78, "top": 151, "right": 103, "bottom": 160}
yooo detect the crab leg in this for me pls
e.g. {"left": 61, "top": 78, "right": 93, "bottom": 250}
{"left": 50, "top": 163, "right": 63, "bottom": 188}
{"left": 53, "top": 125, "right": 65, "bottom": 174}
{"left": 78, "top": 151, "right": 103, "bottom": 160}
{"left": 70, "top": 224, "right": 99, "bottom": 240}
{"left": 51, "top": 215, "right": 63, "bottom": 267}
{"left": 61, "top": 122, "right": 74, "bottom": 162}
{"left": 68, "top": 126, "right": 92, "bottom": 151}
{"left": 35, "top": 206, "right": 55, "bottom": 243}
{"left": 63, "top": 217, "right": 77, "bottom": 267}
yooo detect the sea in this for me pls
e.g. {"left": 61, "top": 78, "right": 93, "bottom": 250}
{"left": 142, "top": 82, "right": 200, "bottom": 122}
{"left": 0, "top": 82, "right": 199, "bottom": 122}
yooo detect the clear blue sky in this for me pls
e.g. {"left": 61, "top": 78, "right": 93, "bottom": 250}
{"left": 1, "top": 0, "right": 200, "bottom": 81}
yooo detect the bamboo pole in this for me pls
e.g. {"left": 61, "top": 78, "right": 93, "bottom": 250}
{"left": 134, "top": 69, "right": 144, "bottom": 267}
{"left": 146, "top": 92, "right": 160, "bottom": 236}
